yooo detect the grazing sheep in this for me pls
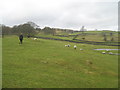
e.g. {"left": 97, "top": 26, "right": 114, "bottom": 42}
{"left": 109, "top": 52, "right": 113, "bottom": 55}
{"left": 65, "top": 45, "right": 68, "bottom": 47}
{"left": 33, "top": 38, "right": 37, "bottom": 40}
{"left": 102, "top": 52, "right": 106, "bottom": 54}
{"left": 74, "top": 45, "right": 77, "bottom": 49}
{"left": 65, "top": 44, "right": 71, "bottom": 47}
{"left": 68, "top": 44, "right": 70, "bottom": 47}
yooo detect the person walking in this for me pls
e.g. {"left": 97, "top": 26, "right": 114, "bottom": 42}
{"left": 19, "top": 34, "right": 23, "bottom": 44}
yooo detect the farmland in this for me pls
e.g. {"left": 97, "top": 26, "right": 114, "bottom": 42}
{"left": 2, "top": 35, "right": 118, "bottom": 88}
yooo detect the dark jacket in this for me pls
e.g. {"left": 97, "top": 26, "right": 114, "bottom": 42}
{"left": 19, "top": 35, "right": 23, "bottom": 40}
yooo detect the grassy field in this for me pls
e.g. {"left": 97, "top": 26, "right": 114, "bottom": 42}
{"left": 0, "top": 37, "right": 2, "bottom": 89}
{"left": 2, "top": 36, "right": 118, "bottom": 88}
{"left": 36, "top": 31, "right": 119, "bottom": 45}
{"left": 76, "top": 33, "right": 119, "bottom": 42}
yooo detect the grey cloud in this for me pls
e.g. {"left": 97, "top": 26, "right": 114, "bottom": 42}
{"left": 1, "top": 0, "right": 118, "bottom": 30}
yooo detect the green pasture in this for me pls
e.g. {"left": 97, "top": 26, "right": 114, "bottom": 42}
{"left": 2, "top": 36, "right": 118, "bottom": 88}
{"left": 76, "top": 34, "right": 119, "bottom": 42}
{"left": 37, "top": 31, "right": 119, "bottom": 43}
{"left": 35, "top": 34, "right": 73, "bottom": 40}
{"left": 0, "top": 37, "right": 2, "bottom": 89}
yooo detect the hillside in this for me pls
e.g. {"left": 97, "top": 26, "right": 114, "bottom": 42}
{"left": 2, "top": 36, "right": 118, "bottom": 88}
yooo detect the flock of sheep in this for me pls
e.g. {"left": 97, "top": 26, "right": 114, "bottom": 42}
{"left": 65, "top": 44, "right": 84, "bottom": 50}
{"left": 33, "top": 38, "right": 82, "bottom": 50}
{"left": 65, "top": 44, "right": 115, "bottom": 55}
{"left": 65, "top": 44, "right": 77, "bottom": 49}
{"left": 102, "top": 50, "right": 114, "bottom": 55}
{"left": 33, "top": 38, "right": 116, "bottom": 55}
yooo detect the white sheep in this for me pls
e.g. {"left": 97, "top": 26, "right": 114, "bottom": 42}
{"left": 102, "top": 52, "right": 106, "bottom": 54}
{"left": 74, "top": 45, "right": 77, "bottom": 49}
{"left": 65, "top": 44, "right": 71, "bottom": 47}
{"left": 68, "top": 44, "right": 70, "bottom": 47}
{"left": 65, "top": 45, "right": 68, "bottom": 47}
{"left": 109, "top": 52, "right": 113, "bottom": 55}
{"left": 33, "top": 38, "right": 37, "bottom": 40}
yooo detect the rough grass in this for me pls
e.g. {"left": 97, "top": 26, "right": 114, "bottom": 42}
{"left": 76, "top": 34, "right": 118, "bottom": 42}
{"left": 2, "top": 36, "right": 118, "bottom": 88}
{"left": 36, "top": 31, "right": 119, "bottom": 45}
{"left": 0, "top": 37, "right": 2, "bottom": 89}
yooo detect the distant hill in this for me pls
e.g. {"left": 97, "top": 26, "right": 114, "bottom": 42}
{"left": 26, "top": 22, "right": 40, "bottom": 29}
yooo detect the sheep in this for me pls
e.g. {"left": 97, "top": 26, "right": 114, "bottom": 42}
{"left": 102, "top": 52, "right": 106, "bottom": 54}
{"left": 33, "top": 38, "right": 37, "bottom": 40}
{"left": 65, "top": 44, "right": 71, "bottom": 47}
{"left": 65, "top": 45, "right": 68, "bottom": 47}
{"left": 68, "top": 44, "right": 70, "bottom": 47}
{"left": 109, "top": 52, "right": 113, "bottom": 55}
{"left": 74, "top": 45, "right": 77, "bottom": 49}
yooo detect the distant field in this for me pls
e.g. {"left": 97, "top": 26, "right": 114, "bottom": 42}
{"left": 3, "top": 36, "right": 118, "bottom": 88}
{"left": 63, "top": 31, "right": 118, "bottom": 35}
{"left": 36, "top": 31, "right": 119, "bottom": 46}
{"left": 76, "top": 33, "right": 119, "bottom": 42}
{"left": 37, "top": 31, "right": 119, "bottom": 42}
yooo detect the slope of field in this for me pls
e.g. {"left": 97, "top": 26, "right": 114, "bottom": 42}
{"left": 36, "top": 31, "right": 119, "bottom": 46}
{"left": 0, "top": 37, "right": 2, "bottom": 89}
{"left": 2, "top": 36, "right": 118, "bottom": 88}
{"left": 76, "top": 33, "right": 118, "bottom": 42}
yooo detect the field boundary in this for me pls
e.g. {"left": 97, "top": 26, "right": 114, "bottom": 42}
{"left": 31, "top": 36, "right": 120, "bottom": 46}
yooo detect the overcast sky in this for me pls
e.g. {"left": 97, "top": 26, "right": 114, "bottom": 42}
{"left": 0, "top": 0, "right": 119, "bottom": 31}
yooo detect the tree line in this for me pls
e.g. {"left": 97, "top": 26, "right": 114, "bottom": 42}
{"left": 1, "top": 22, "right": 74, "bottom": 36}
{"left": 1, "top": 23, "right": 40, "bottom": 36}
